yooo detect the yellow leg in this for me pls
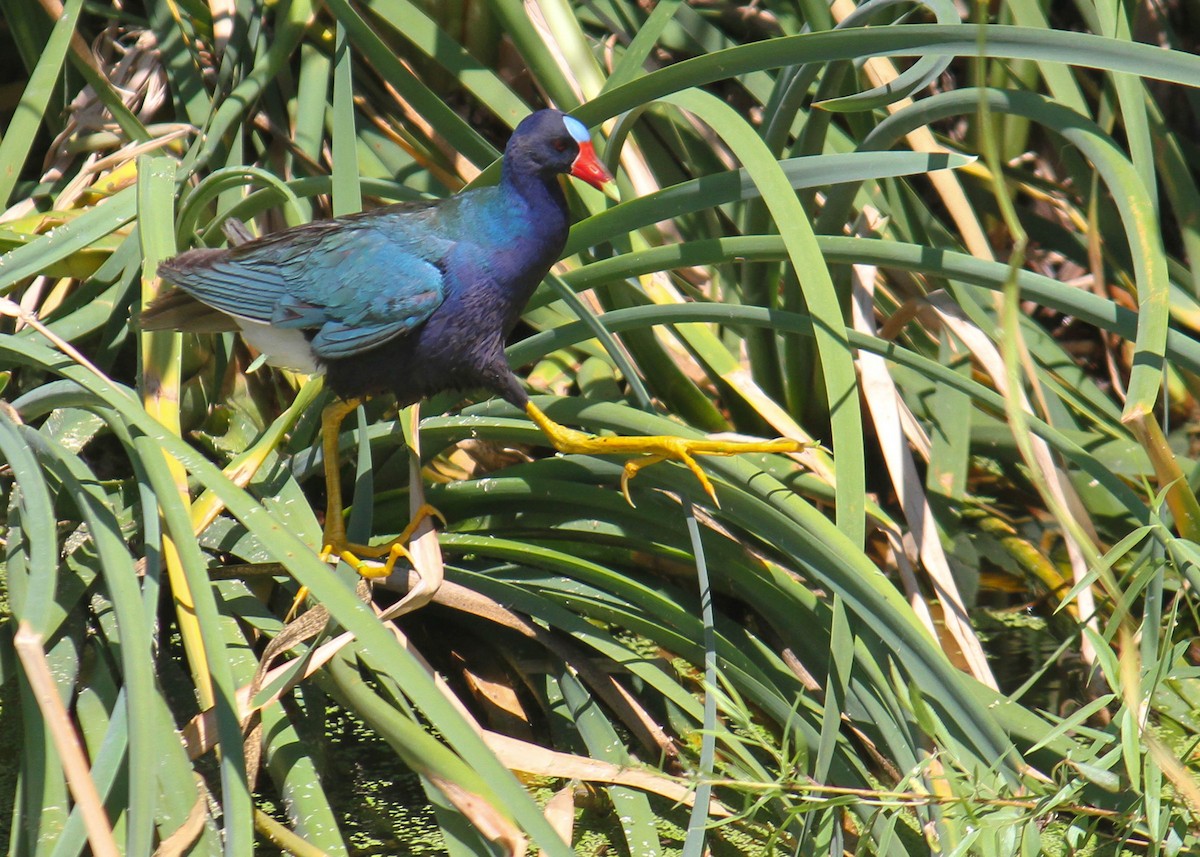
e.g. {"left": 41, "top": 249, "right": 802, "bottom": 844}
{"left": 288, "top": 400, "right": 444, "bottom": 621}
{"left": 525, "top": 401, "right": 805, "bottom": 506}
{"left": 319, "top": 397, "right": 362, "bottom": 559}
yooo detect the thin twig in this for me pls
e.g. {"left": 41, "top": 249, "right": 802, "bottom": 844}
{"left": 14, "top": 621, "right": 120, "bottom": 857}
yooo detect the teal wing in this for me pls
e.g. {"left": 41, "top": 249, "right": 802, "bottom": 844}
{"left": 156, "top": 204, "right": 452, "bottom": 359}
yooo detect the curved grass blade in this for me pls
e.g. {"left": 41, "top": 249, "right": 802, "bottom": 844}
{"left": 17, "top": 429, "right": 158, "bottom": 857}
{"left": 0, "top": 415, "right": 58, "bottom": 635}
{"left": 566, "top": 150, "right": 972, "bottom": 255}
{"left": 0, "top": 187, "right": 136, "bottom": 294}
{"left": 816, "top": 0, "right": 958, "bottom": 113}
{"left": 558, "top": 235, "right": 1200, "bottom": 375}
{"left": 858, "top": 87, "right": 1170, "bottom": 424}
{"left": 1, "top": 334, "right": 578, "bottom": 855}
{"left": 649, "top": 90, "right": 865, "bottom": 546}
{"left": 579, "top": 23, "right": 1200, "bottom": 129}
{"left": 363, "top": 0, "right": 529, "bottom": 128}
{"left": 323, "top": 0, "right": 498, "bottom": 168}
{"left": 0, "top": 0, "right": 82, "bottom": 208}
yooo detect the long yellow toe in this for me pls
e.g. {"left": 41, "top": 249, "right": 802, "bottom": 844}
{"left": 524, "top": 401, "right": 805, "bottom": 505}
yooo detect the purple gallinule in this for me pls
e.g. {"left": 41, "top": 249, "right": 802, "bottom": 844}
{"left": 145, "top": 109, "right": 800, "bottom": 575}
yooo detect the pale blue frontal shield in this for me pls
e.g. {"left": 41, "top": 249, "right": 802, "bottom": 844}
{"left": 562, "top": 115, "right": 591, "bottom": 144}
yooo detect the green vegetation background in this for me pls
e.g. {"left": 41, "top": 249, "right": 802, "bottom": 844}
{"left": 1, "top": 0, "right": 1199, "bottom": 854}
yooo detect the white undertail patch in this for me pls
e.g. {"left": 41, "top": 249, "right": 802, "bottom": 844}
{"left": 235, "top": 318, "right": 322, "bottom": 374}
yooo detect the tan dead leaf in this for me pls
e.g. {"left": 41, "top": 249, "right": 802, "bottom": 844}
{"left": 542, "top": 783, "right": 576, "bottom": 849}
{"left": 428, "top": 774, "right": 529, "bottom": 857}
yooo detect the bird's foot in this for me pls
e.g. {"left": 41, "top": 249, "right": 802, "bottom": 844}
{"left": 286, "top": 504, "right": 445, "bottom": 620}
{"left": 322, "top": 502, "right": 446, "bottom": 578}
{"left": 525, "top": 402, "right": 807, "bottom": 506}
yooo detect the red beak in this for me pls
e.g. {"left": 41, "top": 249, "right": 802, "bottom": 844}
{"left": 570, "top": 141, "right": 617, "bottom": 198}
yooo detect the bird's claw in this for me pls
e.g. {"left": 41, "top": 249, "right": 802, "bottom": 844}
{"left": 619, "top": 437, "right": 801, "bottom": 507}
{"left": 291, "top": 503, "right": 444, "bottom": 619}
{"left": 318, "top": 540, "right": 413, "bottom": 579}
{"left": 340, "top": 503, "right": 444, "bottom": 565}
{"left": 333, "top": 503, "right": 443, "bottom": 571}
{"left": 620, "top": 447, "right": 717, "bottom": 507}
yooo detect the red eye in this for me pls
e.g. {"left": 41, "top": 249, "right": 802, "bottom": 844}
{"left": 553, "top": 138, "right": 569, "bottom": 152}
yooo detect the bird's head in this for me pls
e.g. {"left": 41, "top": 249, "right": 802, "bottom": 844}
{"left": 508, "top": 109, "right": 618, "bottom": 200}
